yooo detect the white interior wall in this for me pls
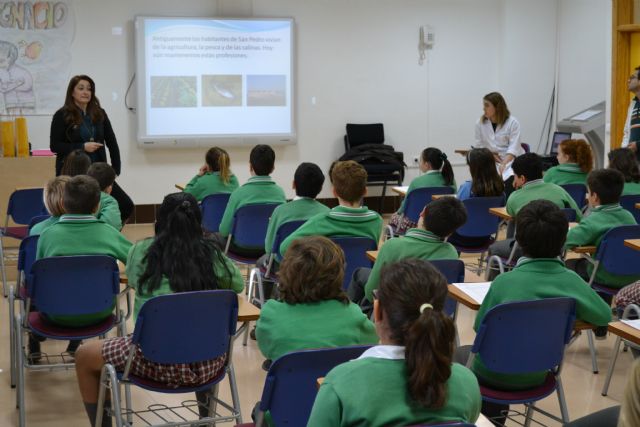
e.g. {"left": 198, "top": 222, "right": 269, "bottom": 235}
{"left": 22, "top": 0, "right": 609, "bottom": 204}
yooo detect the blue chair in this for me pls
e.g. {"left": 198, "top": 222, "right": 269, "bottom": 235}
{"left": 408, "top": 423, "right": 477, "bottom": 427}
{"left": 387, "top": 187, "right": 455, "bottom": 238}
{"left": 561, "top": 208, "right": 577, "bottom": 222}
{"left": 15, "top": 255, "right": 124, "bottom": 427}
{"left": 466, "top": 298, "right": 576, "bottom": 425}
{"left": 601, "top": 304, "right": 640, "bottom": 396}
{"left": 249, "top": 345, "right": 371, "bottom": 427}
{"left": 427, "top": 259, "right": 464, "bottom": 318}
{"left": 27, "top": 214, "right": 50, "bottom": 231}
{"left": 200, "top": 192, "right": 231, "bottom": 233}
{"left": 1, "top": 187, "right": 45, "bottom": 296}
{"left": 330, "top": 236, "right": 378, "bottom": 290}
{"left": 559, "top": 184, "right": 587, "bottom": 209}
{"left": 224, "top": 203, "right": 282, "bottom": 262}
{"left": 620, "top": 194, "right": 640, "bottom": 223}
{"left": 96, "top": 290, "right": 242, "bottom": 427}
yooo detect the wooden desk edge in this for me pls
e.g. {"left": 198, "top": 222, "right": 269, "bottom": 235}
{"left": 366, "top": 250, "right": 378, "bottom": 262}
{"left": 624, "top": 239, "right": 640, "bottom": 251}
{"left": 447, "top": 284, "right": 480, "bottom": 310}
{"left": 488, "top": 207, "right": 511, "bottom": 221}
{"left": 175, "top": 183, "right": 186, "bottom": 191}
{"left": 608, "top": 321, "right": 640, "bottom": 344}
{"left": 570, "top": 245, "right": 597, "bottom": 254}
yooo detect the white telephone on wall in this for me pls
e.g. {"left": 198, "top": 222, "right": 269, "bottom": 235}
{"left": 418, "top": 25, "right": 434, "bottom": 65}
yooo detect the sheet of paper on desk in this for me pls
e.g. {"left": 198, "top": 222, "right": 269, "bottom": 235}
{"left": 393, "top": 186, "right": 409, "bottom": 193}
{"left": 571, "top": 110, "right": 601, "bottom": 121}
{"left": 622, "top": 319, "right": 640, "bottom": 330}
{"left": 452, "top": 282, "right": 492, "bottom": 305}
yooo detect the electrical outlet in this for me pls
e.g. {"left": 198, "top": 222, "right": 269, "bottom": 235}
{"left": 408, "top": 155, "right": 420, "bottom": 169}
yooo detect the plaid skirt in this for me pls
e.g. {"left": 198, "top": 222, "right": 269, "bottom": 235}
{"left": 615, "top": 281, "right": 640, "bottom": 314}
{"left": 389, "top": 212, "right": 417, "bottom": 235}
{"left": 102, "top": 335, "right": 227, "bottom": 389}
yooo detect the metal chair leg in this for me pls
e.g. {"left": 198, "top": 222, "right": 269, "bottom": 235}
{"left": 523, "top": 402, "right": 534, "bottom": 427}
{"left": 602, "top": 336, "right": 623, "bottom": 396}
{"left": 9, "top": 285, "right": 16, "bottom": 388}
{"left": 1, "top": 239, "right": 8, "bottom": 297}
{"left": 227, "top": 363, "right": 243, "bottom": 424}
{"left": 556, "top": 376, "right": 570, "bottom": 423}
{"left": 15, "top": 314, "right": 25, "bottom": 427}
{"left": 587, "top": 330, "right": 599, "bottom": 373}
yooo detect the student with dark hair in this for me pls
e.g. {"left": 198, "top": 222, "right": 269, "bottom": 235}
{"left": 388, "top": 147, "right": 456, "bottom": 234}
{"left": 60, "top": 148, "right": 91, "bottom": 176}
{"left": 29, "top": 175, "right": 71, "bottom": 236}
{"left": 622, "top": 66, "right": 640, "bottom": 154}
{"left": 609, "top": 148, "right": 640, "bottom": 196}
{"left": 308, "top": 259, "right": 481, "bottom": 426}
{"left": 543, "top": 139, "right": 593, "bottom": 185}
{"left": 87, "top": 162, "right": 121, "bottom": 230}
{"left": 348, "top": 197, "right": 467, "bottom": 312}
{"left": 74, "top": 192, "right": 244, "bottom": 427}
{"left": 183, "top": 146, "right": 239, "bottom": 201}
{"left": 457, "top": 148, "right": 505, "bottom": 201}
{"left": 455, "top": 200, "right": 611, "bottom": 424}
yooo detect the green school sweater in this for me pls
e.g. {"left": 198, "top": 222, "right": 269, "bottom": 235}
{"left": 307, "top": 350, "right": 481, "bottom": 427}
{"left": 263, "top": 197, "right": 329, "bottom": 254}
{"left": 29, "top": 216, "right": 59, "bottom": 236}
{"left": 565, "top": 204, "right": 640, "bottom": 287}
{"left": 543, "top": 163, "right": 588, "bottom": 185}
{"left": 506, "top": 179, "right": 582, "bottom": 220}
{"left": 473, "top": 257, "right": 612, "bottom": 389}
{"left": 125, "top": 238, "right": 245, "bottom": 320}
{"left": 255, "top": 299, "right": 378, "bottom": 361}
{"left": 218, "top": 176, "right": 286, "bottom": 237}
{"left": 36, "top": 214, "right": 133, "bottom": 326}
{"left": 97, "top": 192, "right": 122, "bottom": 230}
{"left": 622, "top": 181, "right": 640, "bottom": 196}
{"left": 279, "top": 205, "right": 383, "bottom": 255}
{"left": 364, "top": 229, "right": 458, "bottom": 302}
{"left": 183, "top": 172, "right": 240, "bottom": 201}
{"left": 398, "top": 171, "right": 457, "bottom": 214}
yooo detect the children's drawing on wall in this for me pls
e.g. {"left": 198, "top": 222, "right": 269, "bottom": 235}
{"left": 0, "top": 40, "right": 36, "bottom": 115}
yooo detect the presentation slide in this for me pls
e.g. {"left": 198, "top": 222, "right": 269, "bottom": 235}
{"left": 135, "top": 17, "right": 295, "bottom": 147}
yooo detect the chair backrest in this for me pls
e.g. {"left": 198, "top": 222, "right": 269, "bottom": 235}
{"left": 408, "top": 423, "right": 477, "bottom": 427}
{"left": 455, "top": 196, "right": 506, "bottom": 238}
{"left": 28, "top": 214, "right": 51, "bottom": 230}
{"left": 472, "top": 298, "right": 576, "bottom": 374}
{"left": 560, "top": 208, "right": 577, "bottom": 222}
{"left": 521, "top": 143, "right": 531, "bottom": 153}
{"left": 404, "top": 187, "right": 455, "bottom": 223}
{"left": 330, "top": 236, "right": 378, "bottom": 290}
{"left": 29, "top": 255, "right": 120, "bottom": 317}
{"left": 559, "top": 184, "right": 587, "bottom": 209}
{"left": 344, "top": 123, "right": 384, "bottom": 150}
{"left": 17, "top": 235, "right": 39, "bottom": 287}
{"left": 595, "top": 225, "right": 640, "bottom": 275}
{"left": 259, "top": 345, "right": 371, "bottom": 425}
{"left": 620, "top": 194, "right": 640, "bottom": 223}
{"left": 6, "top": 188, "right": 45, "bottom": 225}
{"left": 229, "top": 203, "right": 281, "bottom": 248}
{"left": 272, "top": 220, "right": 306, "bottom": 258}
{"left": 200, "top": 193, "right": 232, "bottom": 233}
{"left": 132, "top": 290, "right": 237, "bottom": 364}
{"left": 426, "top": 259, "right": 465, "bottom": 318}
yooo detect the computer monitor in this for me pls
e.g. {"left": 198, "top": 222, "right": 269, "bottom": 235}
{"left": 550, "top": 131, "right": 572, "bottom": 155}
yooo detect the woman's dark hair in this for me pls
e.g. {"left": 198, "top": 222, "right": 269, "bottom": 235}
{"left": 63, "top": 75, "right": 104, "bottom": 125}
{"left": 467, "top": 148, "right": 504, "bottom": 197}
{"left": 421, "top": 147, "right": 454, "bottom": 186}
{"left": 205, "top": 147, "right": 232, "bottom": 185}
{"left": 609, "top": 148, "right": 640, "bottom": 183}
{"left": 278, "top": 236, "right": 349, "bottom": 305}
{"left": 60, "top": 149, "right": 91, "bottom": 176}
{"left": 377, "top": 259, "right": 454, "bottom": 409}
{"left": 481, "top": 92, "right": 510, "bottom": 125}
{"left": 137, "top": 192, "right": 232, "bottom": 295}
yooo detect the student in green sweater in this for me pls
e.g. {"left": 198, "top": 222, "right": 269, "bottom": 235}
{"left": 565, "top": 169, "right": 640, "bottom": 291}
{"left": 87, "top": 162, "right": 122, "bottom": 230}
{"left": 60, "top": 148, "right": 91, "bottom": 176}
{"left": 347, "top": 196, "right": 467, "bottom": 311}
{"left": 280, "top": 160, "right": 383, "bottom": 255}
{"left": 389, "top": 147, "right": 456, "bottom": 234}
{"left": 308, "top": 259, "right": 481, "bottom": 426}
{"left": 183, "top": 146, "right": 239, "bottom": 201}
{"left": 609, "top": 148, "right": 640, "bottom": 196}
{"left": 543, "top": 138, "right": 593, "bottom": 185}
{"left": 29, "top": 175, "right": 70, "bottom": 236}
{"left": 455, "top": 200, "right": 611, "bottom": 424}
{"left": 217, "top": 144, "right": 286, "bottom": 256}
{"left": 74, "top": 192, "right": 243, "bottom": 427}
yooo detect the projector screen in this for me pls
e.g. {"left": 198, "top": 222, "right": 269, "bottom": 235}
{"left": 134, "top": 16, "right": 295, "bottom": 148}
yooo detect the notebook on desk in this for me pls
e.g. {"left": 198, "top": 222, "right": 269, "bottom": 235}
{"left": 452, "top": 282, "right": 491, "bottom": 305}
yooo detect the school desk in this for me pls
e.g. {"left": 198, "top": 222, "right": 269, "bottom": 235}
{"left": 391, "top": 186, "right": 408, "bottom": 196}
{"left": 624, "top": 239, "right": 640, "bottom": 251}
{"left": 175, "top": 183, "right": 186, "bottom": 190}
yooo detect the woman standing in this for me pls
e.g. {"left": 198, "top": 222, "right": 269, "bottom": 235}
{"left": 50, "top": 75, "right": 134, "bottom": 224}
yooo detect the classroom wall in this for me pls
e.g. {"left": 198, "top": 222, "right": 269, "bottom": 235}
{"left": 23, "top": 0, "right": 609, "bottom": 204}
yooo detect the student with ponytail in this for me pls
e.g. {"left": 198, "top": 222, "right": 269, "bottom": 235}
{"left": 543, "top": 139, "right": 593, "bottom": 185}
{"left": 389, "top": 147, "right": 457, "bottom": 234}
{"left": 308, "top": 259, "right": 481, "bottom": 426}
{"left": 184, "top": 146, "right": 239, "bottom": 201}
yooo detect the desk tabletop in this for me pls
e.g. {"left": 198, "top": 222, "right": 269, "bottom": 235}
{"left": 391, "top": 186, "right": 408, "bottom": 196}
{"left": 448, "top": 283, "right": 481, "bottom": 310}
{"left": 624, "top": 239, "right": 640, "bottom": 251}
{"left": 455, "top": 149, "right": 470, "bottom": 156}
{"left": 636, "top": 203, "right": 640, "bottom": 210}
{"left": 175, "top": 183, "right": 186, "bottom": 191}
{"left": 570, "top": 245, "right": 597, "bottom": 254}
{"left": 609, "top": 321, "right": 640, "bottom": 345}
{"left": 488, "top": 206, "right": 511, "bottom": 221}
{"left": 366, "top": 250, "right": 378, "bottom": 262}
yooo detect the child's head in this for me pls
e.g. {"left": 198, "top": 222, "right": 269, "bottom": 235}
{"left": 420, "top": 197, "right": 467, "bottom": 238}
{"left": 63, "top": 175, "right": 101, "bottom": 215}
{"left": 330, "top": 160, "right": 367, "bottom": 204}
{"left": 512, "top": 153, "right": 543, "bottom": 187}
{"left": 155, "top": 192, "right": 203, "bottom": 237}
{"left": 205, "top": 147, "right": 232, "bottom": 184}
{"left": 278, "top": 236, "right": 348, "bottom": 305}
{"left": 515, "top": 200, "right": 568, "bottom": 258}
{"left": 43, "top": 176, "right": 71, "bottom": 216}
{"left": 587, "top": 169, "right": 625, "bottom": 206}
{"left": 294, "top": 162, "right": 325, "bottom": 198}
{"left": 558, "top": 139, "right": 593, "bottom": 173}
{"left": 376, "top": 259, "right": 454, "bottom": 408}
{"left": 249, "top": 144, "right": 275, "bottom": 176}
{"left": 467, "top": 148, "right": 504, "bottom": 197}
{"left": 609, "top": 148, "right": 640, "bottom": 183}
{"left": 0, "top": 41, "right": 18, "bottom": 69}
{"left": 61, "top": 149, "right": 91, "bottom": 176}
{"left": 87, "top": 162, "right": 116, "bottom": 193}
{"left": 421, "top": 147, "right": 454, "bottom": 186}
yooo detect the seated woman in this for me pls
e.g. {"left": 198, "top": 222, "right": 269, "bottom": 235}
{"left": 256, "top": 236, "right": 378, "bottom": 364}
{"left": 609, "top": 147, "right": 640, "bottom": 196}
{"left": 457, "top": 147, "right": 505, "bottom": 201}
{"left": 388, "top": 147, "right": 456, "bottom": 234}
{"left": 543, "top": 139, "right": 593, "bottom": 185}
{"left": 74, "top": 192, "right": 244, "bottom": 427}
{"left": 307, "top": 259, "right": 481, "bottom": 426}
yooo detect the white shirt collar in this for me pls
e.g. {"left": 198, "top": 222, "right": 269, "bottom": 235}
{"left": 357, "top": 345, "right": 405, "bottom": 360}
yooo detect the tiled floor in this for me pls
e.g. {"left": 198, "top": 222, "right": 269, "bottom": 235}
{"left": 0, "top": 223, "right": 631, "bottom": 426}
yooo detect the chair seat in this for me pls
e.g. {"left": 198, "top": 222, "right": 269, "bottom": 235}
{"left": 480, "top": 373, "right": 557, "bottom": 404}
{"left": 592, "top": 283, "right": 621, "bottom": 296}
{"left": 451, "top": 237, "right": 495, "bottom": 253}
{"left": 1, "top": 226, "right": 28, "bottom": 240}
{"left": 28, "top": 312, "right": 116, "bottom": 339}
{"left": 234, "top": 424, "right": 255, "bottom": 427}
{"left": 226, "top": 252, "right": 261, "bottom": 265}
{"left": 118, "top": 367, "right": 227, "bottom": 394}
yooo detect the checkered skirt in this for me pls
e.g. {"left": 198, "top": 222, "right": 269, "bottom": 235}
{"left": 102, "top": 335, "right": 227, "bottom": 389}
